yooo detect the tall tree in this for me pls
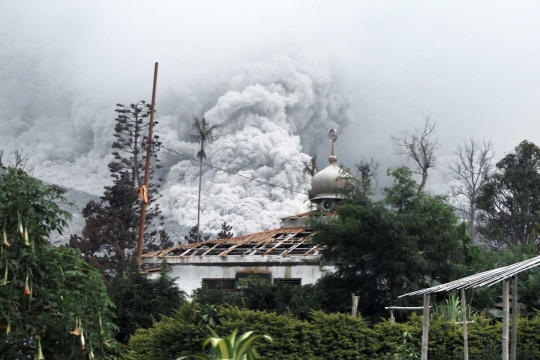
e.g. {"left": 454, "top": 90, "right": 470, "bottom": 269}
{"left": 191, "top": 118, "right": 219, "bottom": 243}
{"left": 111, "top": 102, "right": 157, "bottom": 187}
{"left": 0, "top": 166, "right": 116, "bottom": 358}
{"left": 71, "top": 101, "right": 170, "bottom": 277}
{"left": 476, "top": 140, "right": 540, "bottom": 248}
{"left": 392, "top": 116, "right": 439, "bottom": 193}
{"left": 449, "top": 138, "right": 495, "bottom": 242}
{"left": 311, "top": 166, "right": 468, "bottom": 319}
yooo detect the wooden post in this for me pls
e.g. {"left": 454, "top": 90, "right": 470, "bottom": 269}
{"left": 422, "top": 294, "right": 430, "bottom": 360}
{"left": 390, "top": 309, "right": 395, "bottom": 324}
{"left": 511, "top": 276, "right": 518, "bottom": 360}
{"left": 351, "top": 293, "right": 359, "bottom": 317}
{"left": 461, "top": 288, "right": 469, "bottom": 360}
{"left": 502, "top": 279, "right": 509, "bottom": 360}
{"left": 136, "top": 62, "right": 159, "bottom": 268}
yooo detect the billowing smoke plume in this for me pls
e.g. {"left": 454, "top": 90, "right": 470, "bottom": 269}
{"left": 1, "top": 54, "right": 349, "bottom": 236}
{"left": 158, "top": 56, "right": 349, "bottom": 235}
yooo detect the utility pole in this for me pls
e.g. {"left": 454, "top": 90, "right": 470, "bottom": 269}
{"left": 136, "top": 62, "right": 159, "bottom": 268}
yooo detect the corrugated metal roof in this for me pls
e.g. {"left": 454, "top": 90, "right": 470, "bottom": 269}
{"left": 142, "top": 227, "right": 319, "bottom": 258}
{"left": 399, "top": 255, "right": 540, "bottom": 298}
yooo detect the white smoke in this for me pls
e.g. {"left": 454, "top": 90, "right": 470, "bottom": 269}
{"left": 158, "top": 56, "right": 349, "bottom": 235}
{"left": 0, "top": 52, "right": 349, "bottom": 236}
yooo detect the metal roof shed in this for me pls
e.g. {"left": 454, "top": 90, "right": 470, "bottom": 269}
{"left": 399, "top": 255, "right": 540, "bottom": 360}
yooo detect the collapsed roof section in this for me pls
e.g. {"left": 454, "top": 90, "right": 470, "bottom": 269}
{"left": 142, "top": 227, "right": 320, "bottom": 259}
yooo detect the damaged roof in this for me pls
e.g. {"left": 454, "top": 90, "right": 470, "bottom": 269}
{"left": 142, "top": 227, "right": 319, "bottom": 259}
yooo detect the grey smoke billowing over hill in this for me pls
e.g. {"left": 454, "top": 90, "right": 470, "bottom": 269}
{"left": 4, "top": 1, "right": 540, "bottom": 237}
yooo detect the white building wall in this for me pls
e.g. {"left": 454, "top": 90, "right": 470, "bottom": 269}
{"left": 145, "top": 255, "right": 335, "bottom": 295}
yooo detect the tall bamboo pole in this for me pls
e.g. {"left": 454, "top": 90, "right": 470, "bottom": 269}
{"left": 461, "top": 288, "right": 468, "bottom": 360}
{"left": 502, "top": 279, "right": 509, "bottom": 360}
{"left": 421, "top": 294, "right": 430, "bottom": 360}
{"left": 511, "top": 276, "right": 518, "bottom": 360}
{"left": 136, "top": 62, "right": 158, "bottom": 268}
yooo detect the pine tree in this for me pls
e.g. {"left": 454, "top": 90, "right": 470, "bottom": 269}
{"left": 217, "top": 221, "right": 234, "bottom": 239}
{"left": 71, "top": 101, "right": 172, "bottom": 277}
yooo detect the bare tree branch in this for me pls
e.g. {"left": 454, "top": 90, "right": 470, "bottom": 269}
{"left": 391, "top": 115, "right": 439, "bottom": 193}
{"left": 11, "top": 150, "right": 29, "bottom": 170}
{"left": 355, "top": 156, "right": 380, "bottom": 193}
{"left": 448, "top": 138, "right": 494, "bottom": 243}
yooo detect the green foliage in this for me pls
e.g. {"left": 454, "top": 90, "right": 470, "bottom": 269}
{"left": 309, "top": 310, "right": 375, "bottom": 358}
{"left": 431, "top": 291, "right": 476, "bottom": 322}
{"left": 217, "top": 306, "right": 320, "bottom": 360}
{"left": 130, "top": 303, "right": 540, "bottom": 360}
{"left": 197, "top": 304, "right": 223, "bottom": 328}
{"left": 191, "top": 279, "right": 325, "bottom": 320}
{"left": 178, "top": 328, "right": 272, "bottom": 360}
{"left": 128, "top": 303, "right": 209, "bottom": 360}
{"left": 476, "top": 140, "right": 540, "bottom": 248}
{"left": 191, "top": 285, "right": 243, "bottom": 308}
{"left": 0, "top": 167, "right": 116, "bottom": 359}
{"left": 391, "top": 331, "right": 420, "bottom": 360}
{"left": 108, "top": 264, "right": 187, "bottom": 343}
{"left": 311, "top": 166, "right": 469, "bottom": 319}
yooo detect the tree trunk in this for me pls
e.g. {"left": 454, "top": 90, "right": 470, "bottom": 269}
{"left": 418, "top": 170, "right": 427, "bottom": 193}
{"left": 469, "top": 204, "right": 476, "bottom": 243}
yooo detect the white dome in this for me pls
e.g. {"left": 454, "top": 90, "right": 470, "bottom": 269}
{"left": 310, "top": 155, "right": 346, "bottom": 200}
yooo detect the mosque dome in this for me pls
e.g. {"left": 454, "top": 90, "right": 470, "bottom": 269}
{"left": 310, "top": 129, "right": 347, "bottom": 209}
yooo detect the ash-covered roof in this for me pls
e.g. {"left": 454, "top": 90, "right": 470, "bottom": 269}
{"left": 143, "top": 227, "right": 319, "bottom": 259}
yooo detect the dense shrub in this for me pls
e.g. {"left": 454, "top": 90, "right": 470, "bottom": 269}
{"left": 108, "top": 264, "right": 187, "bottom": 343}
{"left": 218, "top": 306, "right": 320, "bottom": 360}
{"left": 128, "top": 303, "right": 207, "bottom": 360}
{"left": 128, "top": 303, "right": 540, "bottom": 360}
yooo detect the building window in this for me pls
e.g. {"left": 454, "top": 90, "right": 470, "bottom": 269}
{"left": 201, "top": 278, "right": 236, "bottom": 292}
{"left": 273, "top": 278, "right": 302, "bottom": 287}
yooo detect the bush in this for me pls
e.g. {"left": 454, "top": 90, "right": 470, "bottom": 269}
{"left": 108, "top": 263, "right": 187, "bottom": 343}
{"left": 128, "top": 303, "right": 207, "bottom": 360}
{"left": 128, "top": 303, "right": 540, "bottom": 360}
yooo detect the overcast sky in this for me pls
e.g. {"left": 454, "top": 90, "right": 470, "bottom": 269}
{"left": 2, "top": 1, "right": 540, "bottom": 228}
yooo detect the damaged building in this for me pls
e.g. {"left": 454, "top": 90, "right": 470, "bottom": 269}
{"left": 142, "top": 129, "right": 345, "bottom": 294}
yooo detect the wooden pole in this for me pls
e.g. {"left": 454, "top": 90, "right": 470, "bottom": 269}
{"left": 351, "top": 293, "right": 359, "bottom": 317}
{"left": 461, "top": 288, "right": 469, "bottom": 360}
{"left": 421, "top": 293, "right": 430, "bottom": 360}
{"left": 136, "top": 62, "right": 159, "bottom": 268}
{"left": 502, "top": 279, "right": 509, "bottom": 360}
{"left": 511, "top": 276, "right": 518, "bottom": 360}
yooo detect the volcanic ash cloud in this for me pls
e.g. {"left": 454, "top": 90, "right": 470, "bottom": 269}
{"left": 158, "top": 57, "right": 350, "bottom": 235}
